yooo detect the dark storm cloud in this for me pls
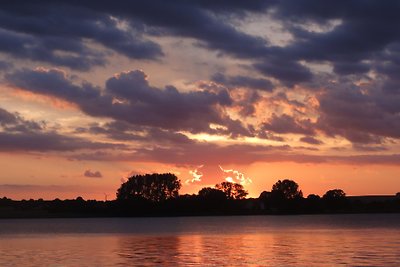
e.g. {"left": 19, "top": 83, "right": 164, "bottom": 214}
{"left": 104, "top": 70, "right": 235, "bottom": 134}
{"left": 0, "top": 3, "right": 163, "bottom": 69}
{"left": 270, "top": 0, "right": 400, "bottom": 82}
{"left": 3, "top": 0, "right": 400, "bottom": 83}
{"left": 261, "top": 113, "right": 315, "bottom": 135}
{"left": 5, "top": 68, "right": 102, "bottom": 100}
{"left": 2, "top": 1, "right": 400, "bottom": 144}
{"left": 332, "top": 62, "right": 370, "bottom": 76}
{"left": 211, "top": 72, "right": 274, "bottom": 92}
{"left": 253, "top": 58, "right": 313, "bottom": 86}
{"left": 0, "top": 1, "right": 272, "bottom": 71}
{"left": 189, "top": 0, "right": 276, "bottom": 12}
{"left": 0, "top": 1, "right": 314, "bottom": 85}
{"left": 316, "top": 86, "right": 400, "bottom": 143}
{"left": 0, "top": 27, "right": 105, "bottom": 70}
{"left": 5, "top": 68, "right": 255, "bottom": 136}
{"left": 81, "top": 1, "right": 271, "bottom": 59}
{"left": 0, "top": 60, "right": 12, "bottom": 70}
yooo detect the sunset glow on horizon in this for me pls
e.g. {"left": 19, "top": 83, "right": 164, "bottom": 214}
{"left": 0, "top": 1, "right": 399, "bottom": 200}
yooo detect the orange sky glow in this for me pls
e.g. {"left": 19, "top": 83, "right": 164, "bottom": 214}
{"left": 0, "top": 2, "right": 399, "bottom": 200}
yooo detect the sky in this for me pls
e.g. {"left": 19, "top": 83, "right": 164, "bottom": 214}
{"left": 0, "top": 0, "right": 399, "bottom": 200}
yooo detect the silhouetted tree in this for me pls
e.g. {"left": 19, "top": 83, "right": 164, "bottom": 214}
{"left": 307, "top": 194, "right": 320, "bottom": 200}
{"left": 198, "top": 187, "right": 227, "bottom": 201}
{"left": 116, "top": 173, "right": 181, "bottom": 202}
{"left": 267, "top": 179, "right": 303, "bottom": 213}
{"left": 197, "top": 187, "right": 227, "bottom": 212}
{"left": 215, "top": 182, "right": 248, "bottom": 200}
{"left": 259, "top": 191, "right": 271, "bottom": 200}
{"left": 323, "top": 189, "right": 346, "bottom": 199}
{"left": 323, "top": 189, "right": 347, "bottom": 211}
{"left": 271, "top": 179, "right": 303, "bottom": 199}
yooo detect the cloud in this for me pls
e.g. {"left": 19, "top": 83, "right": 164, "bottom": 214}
{"left": 0, "top": 107, "right": 43, "bottom": 132}
{"left": 185, "top": 165, "right": 204, "bottom": 184}
{"left": 316, "top": 85, "right": 400, "bottom": 143}
{"left": 299, "top": 136, "right": 323, "bottom": 145}
{"left": 80, "top": 121, "right": 196, "bottom": 146}
{"left": 352, "top": 144, "right": 388, "bottom": 152}
{"left": 105, "top": 70, "right": 233, "bottom": 132}
{"left": 219, "top": 165, "right": 252, "bottom": 185}
{"left": 132, "top": 143, "right": 290, "bottom": 165}
{"left": 0, "top": 27, "right": 105, "bottom": 70}
{"left": 3, "top": 1, "right": 400, "bottom": 85}
{"left": 0, "top": 1, "right": 266, "bottom": 73}
{"left": 261, "top": 113, "right": 315, "bottom": 135}
{"left": 332, "top": 62, "right": 370, "bottom": 75}
{"left": 0, "top": 131, "right": 123, "bottom": 152}
{"left": 211, "top": 72, "right": 274, "bottom": 92}
{"left": 0, "top": 1, "right": 307, "bottom": 84}
{"left": 1, "top": 1, "right": 400, "bottom": 164}
{"left": 0, "top": 106, "right": 124, "bottom": 152}
{"left": 69, "top": 142, "right": 291, "bottom": 165}
{"left": 253, "top": 58, "right": 313, "bottom": 86}
{"left": 5, "top": 68, "right": 256, "bottom": 137}
{"left": 0, "top": 5, "right": 163, "bottom": 69}
{"left": 0, "top": 60, "right": 12, "bottom": 70}
{"left": 84, "top": 170, "right": 103, "bottom": 178}
{"left": 5, "top": 65, "right": 399, "bottom": 148}
{"left": 68, "top": 137, "right": 400, "bottom": 166}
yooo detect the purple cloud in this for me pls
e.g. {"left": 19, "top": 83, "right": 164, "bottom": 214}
{"left": 84, "top": 170, "right": 103, "bottom": 178}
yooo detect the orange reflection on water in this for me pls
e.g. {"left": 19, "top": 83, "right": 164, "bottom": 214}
{"left": 1, "top": 229, "right": 400, "bottom": 266}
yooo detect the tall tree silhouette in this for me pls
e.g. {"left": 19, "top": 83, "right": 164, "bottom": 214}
{"left": 271, "top": 179, "right": 303, "bottom": 199}
{"left": 215, "top": 182, "right": 248, "bottom": 200}
{"left": 116, "top": 173, "right": 181, "bottom": 202}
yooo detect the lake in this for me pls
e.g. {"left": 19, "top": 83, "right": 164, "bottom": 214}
{"left": 0, "top": 214, "right": 399, "bottom": 266}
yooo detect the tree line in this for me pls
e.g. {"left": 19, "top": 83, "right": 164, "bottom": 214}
{"left": 116, "top": 173, "right": 351, "bottom": 214}
{"left": 0, "top": 173, "right": 399, "bottom": 218}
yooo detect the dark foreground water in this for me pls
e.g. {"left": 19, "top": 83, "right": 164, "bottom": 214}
{"left": 0, "top": 214, "right": 399, "bottom": 266}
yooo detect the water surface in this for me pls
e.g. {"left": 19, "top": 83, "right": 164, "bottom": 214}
{"left": 1, "top": 214, "right": 399, "bottom": 266}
